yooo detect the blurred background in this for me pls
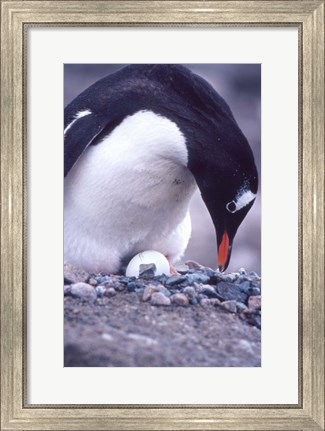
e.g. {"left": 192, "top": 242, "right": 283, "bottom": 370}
{"left": 64, "top": 64, "right": 261, "bottom": 273}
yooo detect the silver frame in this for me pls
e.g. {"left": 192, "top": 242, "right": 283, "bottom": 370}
{"left": 1, "top": 2, "right": 324, "bottom": 430}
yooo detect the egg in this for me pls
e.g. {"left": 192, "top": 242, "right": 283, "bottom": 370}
{"left": 125, "top": 250, "right": 170, "bottom": 277}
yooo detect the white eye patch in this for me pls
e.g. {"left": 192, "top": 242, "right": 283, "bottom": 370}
{"left": 226, "top": 189, "right": 256, "bottom": 213}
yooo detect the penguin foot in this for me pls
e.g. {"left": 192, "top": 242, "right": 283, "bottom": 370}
{"left": 166, "top": 257, "right": 180, "bottom": 275}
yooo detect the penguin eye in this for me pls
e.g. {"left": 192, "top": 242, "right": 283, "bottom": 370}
{"left": 226, "top": 200, "right": 237, "bottom": 213}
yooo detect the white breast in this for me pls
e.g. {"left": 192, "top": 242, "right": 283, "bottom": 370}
{"left": 64, "top": 110, "right": 197, "bottom": 273}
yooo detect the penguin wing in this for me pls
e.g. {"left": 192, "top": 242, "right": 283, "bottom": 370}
{"left": 64, "top": 111, "right": 117, "bottom": 177}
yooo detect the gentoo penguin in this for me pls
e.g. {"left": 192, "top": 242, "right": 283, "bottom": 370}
{"left": 64, "top": 64, "right": 258, "bottom": 274}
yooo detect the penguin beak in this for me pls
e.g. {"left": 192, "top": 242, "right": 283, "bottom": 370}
{"left": 217, "top": 231, "right": 232, "bottom": 272}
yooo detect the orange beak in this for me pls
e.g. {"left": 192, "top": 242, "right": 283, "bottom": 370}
{"left": 218, "top": 231, "right": 230, "bottom": 271}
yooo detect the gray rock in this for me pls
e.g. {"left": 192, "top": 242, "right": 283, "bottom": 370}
{"left": 222, "top": 273, "right": 238, "bottom": 283}
{"left": 236, "top": 302, "right": 248, "bottom": 313}
{"left": 96, "top": 275, "right": 112, "bottom": 285}
{"left": 96, "top": 286, "right": 106, "bottom": 298}
{"left": 247, "top": 287, "right": 261, "bottom": 296}
{"left": 142, "top": 284, "right": 159, "bottom": 302}
{"left": 185, "top": 260, "right": 204, "bottom": 269}
{"left": 119, "top": 276, "right": 136, "bottom": 284}
{"left": 238, "top": 268, "right": 247, "bottom": 275}
{"left": 186, "top": 273, "right": 210, "bottom": 285}
{"left": 70, "top": 282, "right": 97, "bottom": 303}
{"left": 200, "top": 298, "right": 211, "bottom": 307}
{"left": 215, "top": 281, "right": 247, "bottom": 303}
{"left": 237, "top": 281, "right": 251, "bottom": 292}
{"left": 105, "top": 287, "right": 116, "bottom": 298}
{"left": 248, "top": 295, "right": 261, "bottom": 310}
{"left": 199, "top": 268, "right": 222, "bottom": 283}
{"left": 101, "top": 278, "right": 124, "bottom": 290}
{"left": 114, "top": 282, "right": 126, "bottom": 292}
{"left": 88, "top": 278, "right": 97, "bottom": 286}
{"left": 139, "top": 263, "right": 156, "bottom": 279}
{"left": 221, "top": 300, "right": 237, "bottom": 313}
{"left": 64, "top": 285, "right": 72, "bottom": 296}
{"left": 127, "top": 281, "right": 146, "bottom": 292}
{"left": 166, "top": 275, "right": 187, "bottom": 286}
{"left": 155, "top": 273, "right": 169, "bottom": 284}
{"left": 157, "top": 285, "right": 171, "bottom": 297}
{"left": 200, "top": 285, "right": 219, "bottom": 298}
{"left": 171, "top": 293, "right": 189, "bottom": 306}
{"left": 64, "top": 264, "right": 89, "bottom": 284}
{"left": 183, "top": 286, "right": 196, "bottom": 299}
{"left": 150, "top": 292, "right": 171, "bottom": 306}
{"left": 209, "top": 298, "right": 221, "bottom": 306}
{"left": 197, "top": 293, "right": 208, "bottom": 301}
{"left": 175, "top": 263, "right": 190, "bottom": 274}
{"left": 166, "top": 272, "right": 210, "bottom": 287}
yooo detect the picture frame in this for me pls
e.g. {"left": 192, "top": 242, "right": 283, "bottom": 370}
{"left": 1, "top": 1, "right": 324, "bottom": 430}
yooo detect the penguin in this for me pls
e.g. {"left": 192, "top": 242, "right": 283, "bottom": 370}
{"left": 64, "top": 64, "right": 258, "bottom": 274}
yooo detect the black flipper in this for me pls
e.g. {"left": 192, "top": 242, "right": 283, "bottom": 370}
{"left": 64, "top": 112, "right": 113, "bottom": 177}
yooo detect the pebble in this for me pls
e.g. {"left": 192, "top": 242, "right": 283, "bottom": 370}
{"left": 248, "top": 295, "right": 261, "bottom": 311}
{"left": 142, "top": 284, "right": 159, "bottom": 302}
{"left": 64, "top": 285, "right": 72, "bottom": 296}
{"left": 166, "top": 274, "right": 187, "bottom": 286}
{"left": 237, "top": 281, "right": 251, "bottom": 293}
{"left": 105, "top": 287, "right": 116, "bottom": 297}
{"left": 221, "top": 300, "right": 237, "bottom": 313}
{"left": 171, "top": 293, "right": 189, "bottom": 306}
{"left": 65, "top": 264, "right": 261, "bottom": 329}
{"left": 157, "top": 285, "right": 171, "bottom": 297}
{"left": 119, "top": 276, "right": 136, "bottom": 285}
{"left": 241, "top": 311, "right": 261, "bottom": 329}
{"left": 222, "top": 273, "right": 238, "bottom": 283}
{"left": 166, "top": 272, "right": 210, "bottom": 287}
{"left": 236, "top": 302, "right": 248, "bottom": 313}
{"left": 215, "top": 281, "right": 247, "bottom": 303}
{"left": 186, "top": 273, "right": 210, "bottom": 285}
{"left": 154, "top": 273, "right": 169, "bottom": 284}
{"left": 185, "top": 260, "right": 203, "bottom": 269}
{"left": 88, "top": 277, "right": 98, "bottom": 286}
{"left": 114, "top": 282, "right": 127, "bottom": 292}
{"left": 139, "top": 263, "right": 156, "bottom": 279}
{"left": 64, "top": 264, "right": 89, "bottom": 285}
{"left": 200, "top": 285, "right": 219, "bottom": 298}
{"left": 199, "top": 268, "right": 222, "bottom": 283}
{"left": 183, "top": 286, "right": 196, "bottom": 299}
{"left": 247, "top": 287, "right": 261, "bottom": 296}
{"left": 96, "top": 286, "right": 106, "bottom": 298}
{"left": 127, "top": 281, "right": 146, "bottom": 292}
{"left": 200, "top": 298, "right": 212, "bottom": 307}
{"left": 70, "top": 282, "right": 97, "bottom": 303}
{"left": 150, "top": 292, "right": 171, "bottom": 306}
{"left": 175, "top": 263, "right": 190, "bottom": 274}
{"left": 95, "top": 275, "right": 111, "bottom": 285}
{"left": 209, "top": 298, "right": 221, "bottom": 306}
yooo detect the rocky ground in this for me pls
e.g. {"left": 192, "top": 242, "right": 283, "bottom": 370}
{"left": 64, "top": 262, "right": 261, "bottom": 367}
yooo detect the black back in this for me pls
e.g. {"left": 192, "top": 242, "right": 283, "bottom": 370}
{"left": 64, "top": 64, "right": 256, "bottom": 194}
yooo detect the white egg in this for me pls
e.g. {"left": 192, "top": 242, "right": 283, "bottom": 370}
{"left": 125, "top": 250, "right": 170, "bottom": 277}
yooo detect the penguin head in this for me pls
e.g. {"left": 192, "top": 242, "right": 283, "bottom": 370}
{"left": 187, "top": 122, "right": 258, "bottom": 272}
